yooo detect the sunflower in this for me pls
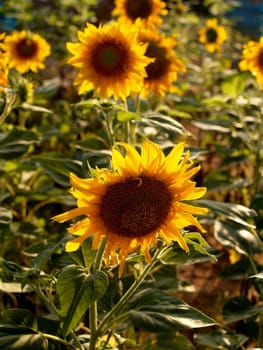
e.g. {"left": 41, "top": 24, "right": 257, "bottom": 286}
{"left": 239, "top": 37, "right": 263, "bottom": 90}
{"left": 52, "top": 140, "right": 207, "bottom": 275}
{"left": 66, "top": 22, "right": 153, "bottom": 100}
{"left": 112, "top": 0, "right": 168, "bottom": 27}
{"left": 3, "top": 30, "right": 51, "bottom": 74}
{"left": 138, "top": 29, "right": 186, "bottom": 96}
{"left": 198, "top": 19, "right": 227, "bottom": 53}
{"left": 0, "top": 33, "right": 9, "bottom": 88}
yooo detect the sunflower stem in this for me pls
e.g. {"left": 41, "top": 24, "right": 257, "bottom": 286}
{"left": 89, "top": 237, "right": 107, "bottom": 350}
{"left": 102, "top": 110, "right": 115, "bottom": 147}
{"left": 96, "top": 247, "right": 161, "bottom": 335}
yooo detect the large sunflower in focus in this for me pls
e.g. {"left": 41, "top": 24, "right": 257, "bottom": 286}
{"left": 4, "top": 30, "right": 51, "bottom": 74}
{"left": 112, "top": 0, "right": 167, "bottom": 27}
{"left": 52, "top": 140, "right": 207, "bottom": 275}
{"left": 138, "top": 29, "right": 186, "bottom": 96}
{"left": 66, "top": 22, "right": 153, "bottom": 100}
{"left": 239, "top": 37, "right": 263, "bottom": 90}
{"left": 198, "top": 19, "right": 227, "bottom": 53}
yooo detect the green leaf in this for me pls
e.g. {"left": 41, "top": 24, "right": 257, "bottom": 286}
{"left": 0, "top": 333, "right": 48, "bottom": 350}
{"left": 214, "top": 220, "right": 262, "bottom": 256}
{"left": 57, "top": 266, "right": 108, "bottom": 336}
{"left": 250, "top": 271, "right": 263, "bottom": 279}
{"left": 0, "top": 129, "right": 37, "bottom": 159}
{"left": 192, "top": 119, "right": 231, "bottom": 133}
{"left": 116, "top": 110, "right": 141, "bottom": 122}
{"left": 139, "top": 113, "right": 186, "bottom": 136}
{"left": 159, "top": 233, "right": 217, "bottom": 266}
{"left": 129, "top": 289, "right": 217, "bottom": 332}
{"left": 197, "top": 199, "right": 257, "bottom": 228}
{"left": 223, "top": 296, "right": 263, "bottom": 324}
{"left": 0, "top": 207, "right": 12, "bottom": 227}
{"left": 221, "top": 72, "right": 249, "bottom": 98}
{"left": 144, "top": 333, "right": 194, "bottom": 350}
{"left": 0, "top": 309, "right": 37, "bottom": 329}
{"left": 35, "top": 154, "right": 84, "bottom": 187}
{"left": 195, "top": 329, "right": 248, "bottom": 349}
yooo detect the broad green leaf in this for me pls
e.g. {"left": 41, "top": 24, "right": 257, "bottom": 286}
{"left": 197, "top": 199, "right": 257, "bottom": 228}
{"left": 0, "top": 281, "right": 33, "bottom": 293}
{"left": 214, "top": 220, "right": 262, "bottom": 256}
{"left": 195, "top": 329, "right": 248, "bottom": 349}
{"left": 139, "top": 113, "right": 186, "bottom": 136}
{"left": 223, "top": 296, "right": 263, "bottom": 324}
{"left": 250, "top": 271, "right": 263, "bottom": 279}
{"left": 0, "top": 309, "right": 37, "bottom": 329}
{"left": 0, "top": 333, "right": 48, "bottom": 350}
{"left": 144, "top": 333, "right": 194, "bottom": 350}
{"left": 0, "top": 207, "right": 12, "bottom": 227}
{"left": 0, "top": 129, "right": 37, "bottom": 159}
{"left": 21, "top": 103, "right": 53, "bottom": 114}
{"left": 129, "top": 288, "right": 217, "bottom": 332}
{"left": 220, "top": 257, "right": 254, "bottom": 280}
{"left": 192, "top": 119, "right": 231, "bottom": 133}
{"left": 221, "top": 72, "right": 249, "bottom": 98}
{"left": 116, "top": 110, "right": 141, "bottom": 122}
{"left": 159, "top": 236, "right": 217, "bottom": 266}
{"left": 35, "top": 154, "right": 84, "bottom": 187}
{"left": 57, "top": 266, "right": 108, "bottom": 336}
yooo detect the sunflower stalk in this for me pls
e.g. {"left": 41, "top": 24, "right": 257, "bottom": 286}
{"left": 88, "top": 237, "right": 107, "bottom": 350}
{"left": 96, "top": 247, "right": 162, "bottom": 336}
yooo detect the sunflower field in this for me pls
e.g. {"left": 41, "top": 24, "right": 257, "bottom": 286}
{"left": 0, "top": 0, "right": 262, "bottom": 349}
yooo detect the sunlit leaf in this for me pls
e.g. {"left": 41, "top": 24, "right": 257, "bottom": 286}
{"left": 197, "top": 199, "right": 257, "bottom": 228}
{"left": 195, "top": 329, "right": 248, "bottom": 349}
{"left": 214, "top": 220, "right": 262, "bottom": 256}
{"left": 129, "top": 288, "right": 217, "bottom": 332}
{"left": 0, "top": 129, "right": 37, "bottom": 159}
{"left": 57, "top": 266, "right": 108, "bottom": 336}
{"left": 223, "top": 296, "right": 263, "bottom": 323}
{"left": 116, "top": 110, "right": 141, "bottom": 122}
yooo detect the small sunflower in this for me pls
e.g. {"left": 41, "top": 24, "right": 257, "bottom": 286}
{"left": 112, "top": 0, "right": 168, "bottom": 27}
{"left": 198, "top": 18, "right": 227, "bottom": 53}
{"left": 138, "top": 29, "right": 186, "bottom": 96}
{"left": 52, "top": 140, "right": 207, "bottom": 275}
{"left": 66, "top": 22, "right": 153, "bottom": 100}
{"left": 4, "top": 30, "right": 51, "bottom": 74}
{"left": 239, "top": 37, "right": 263, "bottom": 89}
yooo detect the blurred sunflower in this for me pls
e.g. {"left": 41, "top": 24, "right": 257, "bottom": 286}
{"left": 239, "top": 37, "right": 263, "bottom": 89}
{"left": 138, "top": 29, "right": 186, "bottom": 96}
{"left": 112, "top": 0, "right": 167, "bottom": 27}
{"left": 52, "top": 140, "right": 207, "bottom": 275}
{"left": 4, "top": 30, "right": 51, "bottom": 74}
{"left": 198, "top": 18, "right": 227, "bottom": 53}
{"left": 66, "top": 22, "right": 153, "bottom": 100}
{"left": 0, "top": 33, "right": 9, "bottom": 88}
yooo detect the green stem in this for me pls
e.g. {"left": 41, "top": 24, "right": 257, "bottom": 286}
{"left": 97, "top": 248, "right": 161, "bottom": 334}
{"left": 42, "top": 332, "right": 76, "bottom": 349}
{"left": 252, "top": 111, "right": 263, "bottom": 197}
{"left": 102, "top": 110, "right": 115, "bottom": 147}
{"left": 88, "top": 237, "right": 107, "bottom": 350}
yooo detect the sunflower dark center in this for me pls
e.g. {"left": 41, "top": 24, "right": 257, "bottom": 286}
{"left": 145, "top": 41, "right": 170, "bottom": 80}
{"left": 205, "top": 28, "right": 218, "bottom": 43}
{"left": 257, "top": 48, "right": 263, "bottom": 69}
{"left": 91, "top": 41, "right": 127, "bottom": 76}
{"left": 124, "top": 0, "right": 153, "bottom": 20}
{"left": 16, "top": 39, "right": 37, "bottom": 58}
{"left": 100, "top": 176, "right": 172, "bottom": 237}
